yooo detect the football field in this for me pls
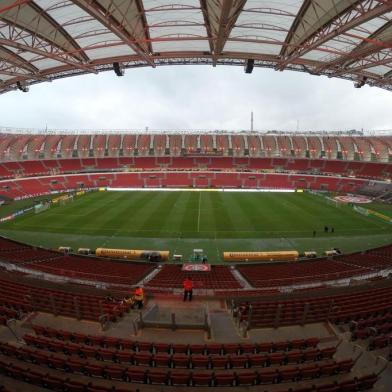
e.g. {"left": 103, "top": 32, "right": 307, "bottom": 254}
{"left": 0, "top": 190, "right": 391, "bottom": 263}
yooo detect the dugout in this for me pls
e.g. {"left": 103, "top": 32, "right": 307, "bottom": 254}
{"left": 223, "top": 251, "right": 299, "bottom": 262}
{"left": 95, "top": 247, "right": 169, "bottom": 262}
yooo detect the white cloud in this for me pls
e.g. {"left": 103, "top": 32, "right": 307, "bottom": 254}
{"left": 0, "top": 65, "right": 391, "bottom": 132}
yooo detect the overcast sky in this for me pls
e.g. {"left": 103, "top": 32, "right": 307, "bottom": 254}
{"left": 1, "top": 65, "right": 391, "bottom": 132}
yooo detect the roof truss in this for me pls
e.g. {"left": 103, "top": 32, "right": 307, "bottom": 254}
{"left": 0, "top": 0, "right": 391, "bottom": 93}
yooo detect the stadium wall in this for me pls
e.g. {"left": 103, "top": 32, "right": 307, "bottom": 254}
{"left": 0, "top": 171, "right": 372, "bottom": 200}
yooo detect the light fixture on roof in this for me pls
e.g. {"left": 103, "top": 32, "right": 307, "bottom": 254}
{"left": 16, "top": 81, "right": 29, "bottom": 92}
{"left": 354, "top": 76, "right": 367, "bottom": 88}
{"left": 113, "top": 62, "right": 124, "bottom": 77}
{"left": 244, "top": 59, "right": 254, "bottom": 74}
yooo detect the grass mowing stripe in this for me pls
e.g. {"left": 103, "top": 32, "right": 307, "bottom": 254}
{"left": 197, "top": 191, "right": 201, "bottom": 232}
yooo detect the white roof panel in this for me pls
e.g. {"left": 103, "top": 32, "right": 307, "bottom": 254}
{"left": 0, "top": 0, "right": 391, "bottom": 93}
{"left": 152, "top": 40, "right": 210, "bottom": 53}
{"left": 224, "top": 41, "right": 281, "bottom": 56}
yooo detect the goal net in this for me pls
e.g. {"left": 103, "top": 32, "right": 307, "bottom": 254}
{"left": 59, "top": 195, "right": 74, "bottom": 206}
{"left": 34, "top": 202, "right": 50, "bottom": 214}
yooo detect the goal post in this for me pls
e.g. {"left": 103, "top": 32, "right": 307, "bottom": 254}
{"left": 306, "top": 190, "right": 340, "bottom": 207}
{"left": 59, "top": 194, "right": 74, "bottom": 206}
{"left": 34, "top": 202, "right": 50, "bottom": 214}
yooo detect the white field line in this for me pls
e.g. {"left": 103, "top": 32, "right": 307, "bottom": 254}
{"left": 12, "top": 223, "right": 388, "bottom": 235}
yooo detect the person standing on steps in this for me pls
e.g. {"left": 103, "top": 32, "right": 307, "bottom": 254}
{"left": 134, "top": 286, "right": 144, "bottom": 309}
{"left": 183, "top": 277, "right": 193, "bottom": 302}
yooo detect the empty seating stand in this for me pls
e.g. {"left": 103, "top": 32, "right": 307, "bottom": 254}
{"left": 235, "top": 281, "right": 392, "bottom": 328}
{"left": 0, "top": 276, "right": 126, "bottom": 322}
{"left": 0, "top": 328, "right": 365, "bottom": 390}
{"left": 0, "top": 235, "right": 155, "bottom": 286}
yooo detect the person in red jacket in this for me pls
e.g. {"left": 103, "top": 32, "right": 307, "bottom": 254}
{"left": 133, "top": 286, "right": 144, "bottom": 309}
{"left": 183, "top": 277, "right": 193, "bottom": 302}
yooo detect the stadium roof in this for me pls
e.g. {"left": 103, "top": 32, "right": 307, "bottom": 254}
{"left": 1, "top": 0, "right": 392, "bottom": 94}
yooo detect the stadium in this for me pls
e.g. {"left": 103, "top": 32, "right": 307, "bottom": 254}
{"left": 0, "top": 1, "right": 392, "bottom": 391}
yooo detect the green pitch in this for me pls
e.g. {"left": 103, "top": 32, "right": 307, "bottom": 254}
{"left": 0, "top": 190, "right": 391, "bottom": 263}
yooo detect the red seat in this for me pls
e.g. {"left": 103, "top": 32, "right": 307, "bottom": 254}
{"left": 191, "top": 355, "right": 209, "bottom": 369}
{"left": 214, "top": 371, "right": 235, "bottom": 386}
{"left": 117, "top": 338, "right": 134, "bottom": 351}
{"left": 105, "top": 365, "right": 124, "bottom": 380}
{"left": 224, "top": 343, "right": 240, "bottom": 355}
{"left": 320, "top": 346, "right": 336, "bottom": 359}
{"left": 49, "top": 355, "right": 67, "bottom": 370}
{"left": 192, "top": 372, "right": 213, "bottom": 386}
{"left": 71, "top": 332, "right": 87, "bottom": 344}
{"left": 26, "top": 369, "right": 47, "bottom": 386}
{"left": 236, "top": 371, "right": 257, "bottom": 386}
{"left": 102, "top": 336, "right": 118, "bottom": 349}
{"left": 85, "top": 364, "right": 104, "bottom": 377}
{"left": 172, "top": 354, "right": 189, "bottom": 368}
{"left": 206, "top": 343, "right": 222, "bottom": 355}
{"left": 274, "top": 340, "right": 289, "bottom": 351}
{"left": 279, "top": 366, "right": 299, "bottom": 382}
{"left": 80, "top": 346, "right": 98, "bottom": 359}
{"left": 240, "top": 343, "right": 256, "bottom": 354}
{"left": 116, "top": 351, "right": 133, "bottom": 363}
{"left": 300, "top": 364, "right": 319, "bottom": 379}
{"left": 317, "top": 383, "right": 339, "bottom": 392}
{"left": 64, "top": 380, "right": 86, "bottom": 392}
{"left": 125, "top": 368, "right": 146, "bottom": 383}
{"left": 67, "top": 359, "right": 85, "bottom": 374}
{"left": 258, "top": 342, "right": 273, "bottom": 353}
{"left": 303, "top": 349, "right": 319, "bottom": 361}
{"left": 357, "top": 373, "right": 378, "bottom": 389}
{"left": 154, "top": 353, "right": 171, "bottom": 367}
{"left": 99, "top": 348, "right": 116, "bottom": 361}
{"left": 189, "top": 344, "right": 205, "bottom": 355}
{"left": 319, "top": 362, "right": 338, "bottom": 376}
{"left": 268, "top": 352, "right": 285, "bottom": 365}
{"left": 258, "top": 369, "right": 278, "bottom": 384}
{"left": 148, "top": 369, "right": 168, "bottom": 384}
{"left": 86, "top": 384, "right": 111, "bottom": 392}
{"left": 248, "top": 354, "right": 267, "bottom": 368}
{"left": 134, "top": 352, "right": 152, "bottom": 366}
{"left": 210, "top": 355, "right": 228, "bottom": 369}
{"left": 153, "top": 342, "right": 170, "bottom": 354}
{"left": 45, "top": 375, "right": 67, "bottom": 390}
{"left": 339, "top": 381, "right": 358, "bottom": 392}
{"left": 88, "top": 335, "right": 104, "bottom": 347}
{"left": 170, "top": 370, "right": 190, "bottom": 386}
{"left": 287, "top": 350, "right": 303, "bottom": 363}
{"left": 172, "top": 343, "right": 188, "bottom": 354}
{"left": 137, "top": 341, "right": 152, "bottom": 352}
{"left": 230, "top": 355, "right": 248, "bottom": 368}
{"left": 306, "top": 338, "right": 320, "bottom": 348}
{"left": 65, "top": 343, "right": 80, "bottom": 356}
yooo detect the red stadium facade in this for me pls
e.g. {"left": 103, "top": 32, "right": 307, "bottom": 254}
{"left": 0, "top": 131, "right": 391, "bottom": 200}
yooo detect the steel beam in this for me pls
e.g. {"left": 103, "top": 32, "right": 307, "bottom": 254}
{"left": 0, "top": 0, "right": 89, "bottom": 62}
{"left": 278, "top": 0, "right": 392, "bottom": 71}
{"left": 72, "top": 0, "right": 155, "bottom": 67}
{"left": 199, "top": 0, "right": 214, "bottom": 54}
{"left": 0, "top": 45, "right": 38, "bottom": 73}
{"left": 214, "top": 0, "right": 247, "bottom": 64}
{"left": 0, "top": 38, "right": 97, "bottom": 74}
{"left": 316, "top": 19, "right": 392, "bottom": 73}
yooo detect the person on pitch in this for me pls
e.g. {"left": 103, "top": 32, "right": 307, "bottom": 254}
{"left": 183, "top": 276, "right": 193, "bottom": 302}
